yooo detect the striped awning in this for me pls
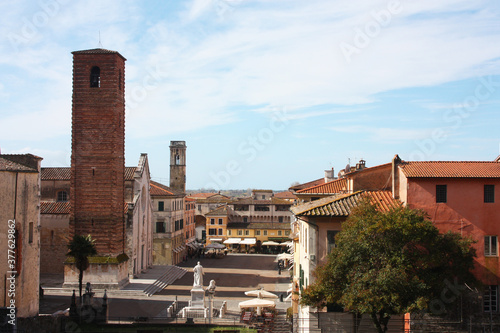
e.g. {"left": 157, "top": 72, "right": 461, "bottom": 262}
{"left": 173, "top": 246, "right": 186, "bottom": 253}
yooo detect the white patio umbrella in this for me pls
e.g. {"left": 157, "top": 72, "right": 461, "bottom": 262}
{"left": 239, "top": 298, "right": 276, "bottom": 315}
{"left": 244, "top": 289, "right": 279, "bottom": 299}
{"left": 205, "top": 243, "right": 226, "bottom": 249}
{"left": 277, "top": 253, "right": 293, "bottom": 260}
{"left": 262, "top": 241, "right": 280, "bottom": 246}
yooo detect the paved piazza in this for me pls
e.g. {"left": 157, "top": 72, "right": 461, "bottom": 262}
{"left": 40, "top": 253, "right": 291, "bottom": 320}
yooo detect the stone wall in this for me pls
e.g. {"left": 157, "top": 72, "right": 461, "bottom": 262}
{"left": 40, "top": 214, "right": 69, "bottom": 274}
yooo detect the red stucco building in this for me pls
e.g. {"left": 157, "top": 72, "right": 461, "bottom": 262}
{"left": 392, "top": 155, "right": 500, "bottom": 311}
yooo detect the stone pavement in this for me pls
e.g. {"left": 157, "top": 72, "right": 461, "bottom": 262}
{"left": 40, "top": 253, "right": 292, "bottom": 322}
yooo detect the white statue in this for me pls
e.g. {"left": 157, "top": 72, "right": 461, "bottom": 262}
{"left": 207, "top": 279, "right": 216, "bottom": 293}
{"left": 193, "top": 261, "right": 204, "bottom": 287}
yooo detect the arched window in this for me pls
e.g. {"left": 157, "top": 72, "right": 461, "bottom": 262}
{"left": 90, "top": 66, "right": 100, "bottom": 88}
{"left": 175, "top": 154, "right": 181, "bottom": 165}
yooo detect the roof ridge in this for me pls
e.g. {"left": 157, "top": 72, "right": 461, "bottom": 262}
{"left": 297, "top": 177, "right": 346, "bottom": 194}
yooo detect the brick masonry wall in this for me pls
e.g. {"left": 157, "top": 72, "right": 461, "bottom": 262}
{"left": 70, "top": 51, "right": 126, "bottom": 256}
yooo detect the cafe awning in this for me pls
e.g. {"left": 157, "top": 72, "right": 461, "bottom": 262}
{"left": 223, "top": 238, "right": 242, "bottom": 244}
{"left": 240, "top": 238, "right": 256, "bottom": 245}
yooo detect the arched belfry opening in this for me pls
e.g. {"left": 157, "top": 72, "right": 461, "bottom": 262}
{"left": 90, "top": 66, "right": 100, "bottom": 88}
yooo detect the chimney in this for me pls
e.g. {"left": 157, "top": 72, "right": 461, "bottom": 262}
{"left": 392, "top": 154, "right": 401, "bottom": 199}
{"left": 324, "top": 168, "right": 335, "bottom": 183}
{"left": 356, "top": 159, "right": 366, "bottom": 171}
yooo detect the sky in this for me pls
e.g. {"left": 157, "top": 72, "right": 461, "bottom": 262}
{"left": 1, "top": 0, "right": 500, "bottom": 191}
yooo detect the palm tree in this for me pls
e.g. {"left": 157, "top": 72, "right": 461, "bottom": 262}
{"left": 67, "top": 234, "right": 97, "bottom": 301}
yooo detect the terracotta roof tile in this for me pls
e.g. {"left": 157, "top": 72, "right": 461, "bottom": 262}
{"left": 0, "top": 154, "right": 41, "bottom": 172}
{"left": 72, "top": 48, "right": 127, "bottom": 60}
{"left": 206, "top": 205, "right": 228, "bottom": 216}
{"left": 292, "top": 191, "right": 398, "bottom": 217}
{"left": 297, "top": 178, "right": 347, "bottom": 194}
{"left": 41, "top": 167, "right": 70, "bottom": 180}
{"left": 124, "top": 167, "right": 137, "bottom": 180}
{"left": 41, "top": 166, "right": 137, "bottom": 180}
{"left": 274, "top": 191, "right": 298, "bottom": 200}
{"left": 188, "top": 193, "right": 218, "bottom": 199}
{"left": 150, "top": 180, "right": 184, "bottom": 197}
{"left": 289, "top": 178, "right": 325, "bottom": 191}
{"left": 40, "top": 201, "right": 70, "bottom": 214}
{"left": 400, "top": 161, "right": 500, "bottom": 178}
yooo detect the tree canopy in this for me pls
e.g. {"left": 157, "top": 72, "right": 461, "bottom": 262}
{"left": 300, "top": 199, "right": 477, "bottom": 333}
{"left": 67, "top": 234, "right": 97, "bottom": 300}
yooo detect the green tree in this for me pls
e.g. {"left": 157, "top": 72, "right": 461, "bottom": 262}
{"left": 67, "top": 234, "right": 97, "bottom": 300}
{"left": 300, "top": 200, "right": 477, "bottom": 333}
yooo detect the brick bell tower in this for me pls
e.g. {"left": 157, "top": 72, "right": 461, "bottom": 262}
{"left": 169, "top": 141, "right": 187, "bottom": 193}
{"left": 66, "top": 48, "right": 128, "bottom": 288}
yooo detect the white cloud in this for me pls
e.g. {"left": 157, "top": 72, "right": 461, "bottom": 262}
{"left": 119, "top": 0, "right": 500, "bottom": 138}
{"left": 330, "top": 125, "right": 431, "bottom": 142}
{"left": 1, "top": 0, "right": 500, "bottom": 179}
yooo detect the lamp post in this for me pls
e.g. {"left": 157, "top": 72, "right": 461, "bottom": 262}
{"left": 206, "top": 280, "right": 216, "bottom": 324}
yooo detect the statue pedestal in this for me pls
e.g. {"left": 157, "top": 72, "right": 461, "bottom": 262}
{"left": 190, "top": 287, "right": 205, "bottom": 308}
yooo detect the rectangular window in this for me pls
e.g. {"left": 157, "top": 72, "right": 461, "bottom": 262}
{"left": 256, "top": 230, "right": 261, "bottom": 236}
{"left": 278, "top": 216, "right": 283, "bottom": 223}
{"left": 57, "top": 191, "right": 68, "bottom": 202}
{"left": 485, "top": 236, "right": 498, "bottom": 256}
{"left": 156, "top": 222, "right": 165, "bottom": 233}
{"left": 263, "top": 230, "right": 268, "bottom": 236}
{"left": 485, "top": 185, "right": 495, "bottom": 203}
{"left": 436, "top": 185, "right": 447, "bottom": 203}
{"left": 210, "top": 218, "right": 215, "bottom": 225}
{"left": 209, "top": 229, "right": 217, "bottom": 236}
{"left": 278, "top": 230, "right": 282, "bottom": 236}
{"left": 158, "top": 201, "right": 164, "bottom": 211}
{"left": 245, "top": 230, "right": 250, "bottom": 236}
{"left": 484, "top": 285, "right": 498, "bottom": 313}
{"left": 29, "top": 222, "right": 34, "bottom": 244}
{"left": 285, "top": 230, "right": 290, "bottom": 236}
{"left": 238, "top": 230, "right": 243, "bottom": 236}
{"left": 218, "top": 218, "right": 223, "bottom": 225}
{"left": 243, "top": 217, "right": 248, "bottom": 223}
{"left": 218, "top": 228, "right": 223, "bottom": 236}
{"left": 327, "top": 230, "right": 339, "bottom": 253}
{"left": 227, "top": 230, "right": 232, "bottom": 236}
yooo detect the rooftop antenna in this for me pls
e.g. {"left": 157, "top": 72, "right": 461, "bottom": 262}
{"left": 97, "top": 31, "right": 103, "bottom": 48}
